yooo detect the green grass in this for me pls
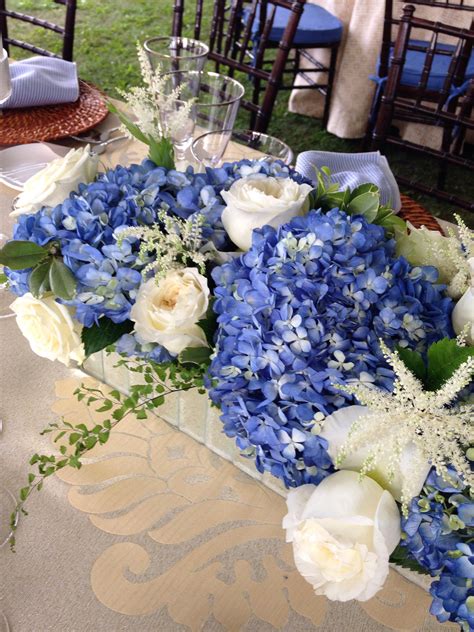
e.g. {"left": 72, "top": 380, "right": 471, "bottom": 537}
{"left": 8, "top": 0, "right": 473, "bottom": 225}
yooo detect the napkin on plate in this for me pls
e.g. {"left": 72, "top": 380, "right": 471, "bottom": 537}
{"left": 296, "top": 150, "right": 402, "bottom": 213}
{"left": 0, "top": 56, "right": 79, "bottom": 110}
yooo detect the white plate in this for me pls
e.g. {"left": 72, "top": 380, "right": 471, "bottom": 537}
{"left": 0, "top": 142, "right": 71, "bottom": 191}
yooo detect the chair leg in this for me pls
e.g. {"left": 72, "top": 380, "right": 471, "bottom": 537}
{"left": 437, "top": 95, "right": 459, "bottom": 191}
{"left": 0, "top": 0, "right": 9, "bottom": 56}
{"left": 251, "top": 35, "right": 265, "bottom": 130}
{"left": 437, "top": 124, "right": 453, "bottom": 191}
{"left": 322, "top": 44, "right": 338, "bottom": 129}
{"left": 369, "top": 94, "right": 395, "bottom": 152}
{"left": 363, "top": 86, "right": 382, "bottom": 150}
{"left": 250, "top": 78, "right": 262, "bottom": 129}
{"left": 293, "top": 48, "right": 300, "bottom": 87}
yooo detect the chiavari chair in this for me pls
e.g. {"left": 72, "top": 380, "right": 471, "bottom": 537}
{"left": 0, "top": 0, "right": 77, "bottom": 61}
{"left": 369, "top": 4, "right": 474, "bottom": 212}
{"left": 366, "top": 0, "right": 474, "bottom": 141}
{"left": 171, "top": 0, "right": 341, "bottom": 132}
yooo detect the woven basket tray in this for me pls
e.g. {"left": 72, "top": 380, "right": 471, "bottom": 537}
{"left": 399, "top": 194, "right": 442, "bottom": 232}
{"left": 0, "top": 80, "right": 108, "bottom": 145}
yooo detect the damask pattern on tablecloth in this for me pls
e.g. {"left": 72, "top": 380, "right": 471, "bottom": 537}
{"left": 51, "top": 377, "right": 454, "bottom": 631}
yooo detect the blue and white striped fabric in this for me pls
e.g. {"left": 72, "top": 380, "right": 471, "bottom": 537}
{"left": 0, "top": 57, "right": 79, "bottom": 110}
{"left": 296, "top": 150, "right": 402, "bottom": 213}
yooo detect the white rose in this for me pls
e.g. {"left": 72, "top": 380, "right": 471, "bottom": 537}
{"left": 130, "top": 268, "right": 209, "bottom": 355}
{"left": 453, "top": 289, "right": 474, "bottom": 345}
{"left": 452, "top": 259, "right": 474, "bottom": 345}
{"left": 283, "top": 471, "right": 401, "bottom": 602}
{"left": 11, "top": 293, "right": 85, "bottom": 366}
{"left": 11, "top": 146, "right": 99, "bottom": 217}
{"left": 320, "top": 405, "right": 430, "bottom": 502}
{"left": 221, "top": 176, "right": 312, "bottom": 251}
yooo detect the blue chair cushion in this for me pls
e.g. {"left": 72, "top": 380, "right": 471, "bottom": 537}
{"left": 249, "top": 4, "right": 343, "bottom": 47}
{"left": 381, "top": 40, "right": 474, "bottom": 91}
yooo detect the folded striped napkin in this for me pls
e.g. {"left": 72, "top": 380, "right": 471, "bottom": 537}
{"left": 296, "top": 150, "right": 402, "bottom": 213}
{"left": 0, "top": 56, "right": 79, "bottom": 110}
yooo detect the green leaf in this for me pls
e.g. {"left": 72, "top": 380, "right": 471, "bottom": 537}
{"left": 374, "top": 205, "right": 394, "bottom": 222}
{"left": 96, "top": 400, "right": 113, "bottom": 412}
{"left": 196, "top": 298, "right": 217, "bottom": 346}
{"left": 351, "top": 183, "right": 380, "bottom": 197}
{"left": 112, "top": 408, "right": 125, "bottom": 421}
{"left": 84, "top": 436, "right": 98, "bottom": 450}
{"left": 98, "top": 433, "right": 110, "bottom": 445}
{"left": 304, "top": 188, "right": 319, "bottom": 213}
{"left": 0, "top": 272, "right": 8, "bottom": 284}
{"left": 147, "top": 136, "right": 175, "bottom": 170}
{"left": 178, "top": 346, "right": 212, "bottom": 366}
{"left": 69, "top": 432, "right": 81, "bottom": 445}
{"left": 390, "top": 545, "right": 430, "bottom": 575}
{"left": 426, "top": 338, "right": 474, "bottom": 392}
{"left": 346, "top": 190, "right": 380, "bottom": 222}
{"left": 108, "top": 103, "right": 175, "bottom": 170}
{"left": 81, "top": 317, "right": 134, "bottom": 357}
{"left": 29, "top": 259, "right": 52, "bottom": 297}
{"left": 48, "top": 258, "right": 76, "bottom": 300}
{"left": 108, "top": 102, "right": 149, "bottom": 145}
{"left": 69, "top": 455, "right": 82, "bottom": 469}
{"left": 0, "top": 240, "right": 49, "bottom": 270}
{"left": 396, "top": 346, "right": 426, "bottom": 383}
{"left": 20, "top": 487, "right": 29, "bottom": 501}
{"left": 378, "top": 213, "right": 407, "bottom": 238}
{"left": 322, "top": 192, "right": 346, "bottom": 209}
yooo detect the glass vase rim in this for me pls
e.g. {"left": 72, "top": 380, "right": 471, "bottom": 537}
{"left": 143, "top": 36, "right": 209, "bottom": 59}
{"left": 192, "top": 128, "right": 294, "bottom": 163}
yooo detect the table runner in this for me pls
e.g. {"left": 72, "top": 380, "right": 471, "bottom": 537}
{"left": 288, "top": 0, "right": 472, "bottom": 139}
{"left": 0, "top": 120, "right": 456, "bottom": 631}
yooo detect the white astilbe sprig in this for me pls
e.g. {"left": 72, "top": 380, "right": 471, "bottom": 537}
{"left": 336, "top": 341, "right": 474, "bottom": 515}
{"left": 457, "top": 325, "right": 470, "bottom": 348}
{"left": 116, "top": 210, "right": 214, "bottom": 279}
{"left": 118, "top": 42, "right": 195, "bottom": 142}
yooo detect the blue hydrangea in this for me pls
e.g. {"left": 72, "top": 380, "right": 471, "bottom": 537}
{"left": 430, "top": 544, "right": 474, "bottom": 630}
{"left": 7, "top": 158, "right": 305, "bottom": 334}
{"left": 208, "top": 209, "right": 453, "bottom": 487}
{"left": 401, "top": 468, "right": 474, "bottom": 629}
{"left": 402, "top": 468, "right": 471, "bottom": 571}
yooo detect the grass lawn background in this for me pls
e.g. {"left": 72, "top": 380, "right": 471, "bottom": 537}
{"left": 7, "top": 0, "right": 473, "bottom": 226}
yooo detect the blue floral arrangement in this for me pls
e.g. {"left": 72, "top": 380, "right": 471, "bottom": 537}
{"left": 208, "top": 208, "right": 453, "bottom": 488}
{"left": 2, "top": 152, "right": 473, "bottom": 630}
{"left": 8, "top": 159, "right": 301, "bottom": 323}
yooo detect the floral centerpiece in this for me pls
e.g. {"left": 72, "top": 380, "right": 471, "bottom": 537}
{"left": 1, "top": 50, "right": 474, "bottom": 632}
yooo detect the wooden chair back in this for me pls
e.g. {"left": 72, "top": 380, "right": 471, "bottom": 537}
{"left": 0, "top": 0, "right": 77, "bottom": 61}
{"left": 409, "top": 0, "right": 474, "bottom": 9}
{"left": 380, "top": 0, "right": 474, "bottom": 79}
{"left": 171, "top": 0, "right": 306, "bottom": 132}
{"left": 371, "top": 5, "right": 474, "bottom": 211}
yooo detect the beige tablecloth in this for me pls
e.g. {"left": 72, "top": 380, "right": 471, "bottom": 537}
{"left": 289, "top": 0, "right": 473, "bottom": 139}
{"left": 0, "top": 122, "right": 456, "bottom": 631}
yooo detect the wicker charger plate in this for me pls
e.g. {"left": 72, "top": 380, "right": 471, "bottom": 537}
{"left": 0, "top": 80, "right": 108, "bottom": 145}
{"left": 399, "top": 194, "right": 442, "bottom": 233}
